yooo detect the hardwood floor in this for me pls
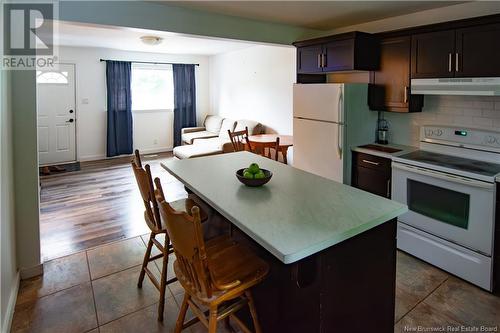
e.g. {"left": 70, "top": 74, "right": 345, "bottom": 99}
{"left": 39, "top": 152, "right": 187, "bottom": 262}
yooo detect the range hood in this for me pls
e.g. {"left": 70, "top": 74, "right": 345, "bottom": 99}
{"left": 411, "top": 78, "right": 500, "bottom": 96}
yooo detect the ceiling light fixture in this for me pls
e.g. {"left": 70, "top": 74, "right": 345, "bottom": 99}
{"left": 140, "top": 36, "right": 163, "bottom": 46}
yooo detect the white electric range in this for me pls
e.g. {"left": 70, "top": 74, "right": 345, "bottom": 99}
{"left": 392, "top": 125, "right": 500, "bottom": 291}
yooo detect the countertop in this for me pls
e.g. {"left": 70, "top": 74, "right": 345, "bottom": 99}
{"left": 352, "top": 143, "right": 418, "bottom": 160}
{"left": 161, "top": 151, "right": 407, "bottom": 264}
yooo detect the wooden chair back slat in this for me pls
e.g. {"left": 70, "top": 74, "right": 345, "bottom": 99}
{"left": 155, "top": 179, "right": 213, "bottom": 298}
{"left": 131, "top": 162, "right": 162, "bottom": 231}
{"left": 133, "top": 149, "right": 143, "bottom": 168}
{"left": 258, "top": 137, "right": 280, "bottom": 161}
{"left": 228, "top": 127, "right": 252, "bottom": 153}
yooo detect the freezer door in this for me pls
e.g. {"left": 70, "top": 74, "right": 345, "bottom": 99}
{"left": 293, "top": 117, "right": 343, "bottom": 182}
{"left": 293, "top": 84, "right": 343, "bottom": 123}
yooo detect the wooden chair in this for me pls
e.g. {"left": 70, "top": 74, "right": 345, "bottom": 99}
{"left": 131, "top": 156, "right": 207, "bottom": 321}
{"left": 258, "top": 137, "right": 280, "bottom": 161}
{"left": 228, "top": 127, "right": 253, "bottom": 153}
{"left": 155, "top": 177, "right": 269, "bottom": 333}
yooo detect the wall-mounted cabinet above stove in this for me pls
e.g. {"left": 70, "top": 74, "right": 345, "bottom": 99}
{"left": 411, "top": 23, "right": 500, "bottom": 79}
{"left": 293, "top": 32, "right": 380, "bottom": 75}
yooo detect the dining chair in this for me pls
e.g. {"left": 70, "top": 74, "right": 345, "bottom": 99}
{"left": 155, "top": 177, "right": 269, "bottom": 333}
{"left": 258, "top": 137, "right": 280, "bottom": 161}
{"left": 131, "top": 155, "right": 208, "bottom": 321}
{"left": 228, "top": 127, "right": 253, "bottom": 153}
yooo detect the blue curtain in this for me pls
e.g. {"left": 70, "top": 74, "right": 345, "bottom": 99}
{"left": 106, "top": 60, "right": 133, "bottom": 157}
{"left": 173, "top": 64, "right": 197, "bottom": 147}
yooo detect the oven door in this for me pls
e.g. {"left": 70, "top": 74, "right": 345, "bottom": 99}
{"left": 392, "top": 162, "right": 495, "bottom": 256}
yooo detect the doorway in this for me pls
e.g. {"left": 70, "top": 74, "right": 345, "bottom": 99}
{"left": 37, "top": 63, "right": 77, "bottom": 166}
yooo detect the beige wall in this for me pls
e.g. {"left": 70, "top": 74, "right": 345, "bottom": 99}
{"left": 209, "top": 45, "right": 296, "bottom": 135}
{"left": 1, "top": 69, "right": 19, "bottom": 332}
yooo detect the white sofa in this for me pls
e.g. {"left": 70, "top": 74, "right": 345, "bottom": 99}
{"left": 174, "top": 115, "right": 263, "bottom": 159}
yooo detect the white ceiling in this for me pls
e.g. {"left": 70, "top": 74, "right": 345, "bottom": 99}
{"left": 167, "top": 1, "right": 465, "bottom": 31}
{"left": 50, "top": 21, "right": 260, "bottom": 55}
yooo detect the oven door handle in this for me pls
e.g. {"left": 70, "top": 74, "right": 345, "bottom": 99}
{"left": 392, "top": 162, "right": 495, "bottom": 190}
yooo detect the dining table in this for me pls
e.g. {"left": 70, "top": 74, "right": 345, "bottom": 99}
{"left": 161, "top": 152, "right": 407, "bottom": 333}
{"left": 247, "top": 134, "right": 293, "bottom": 164}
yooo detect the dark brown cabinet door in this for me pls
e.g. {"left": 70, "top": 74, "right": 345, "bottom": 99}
{"left": 455, "top": 23, "right": 500, "bottom": 77}
{"left": 352, "top": 153, "right": 391, "bottom": 198}
{"left": 373, "top": 36, "right": 411, "bottom": 110}
{"left": 297, "top": 45, "right": 323, "bottom": 74}
{"left": 411, "top": 30, "right": 455, "bottom": 78}
{"left": 322, "top": 39, "right": 355, "bottom": 72}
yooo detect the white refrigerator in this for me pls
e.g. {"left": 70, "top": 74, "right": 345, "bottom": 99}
{"left": 293, "top": 83, "right": 378, "bottom": 184}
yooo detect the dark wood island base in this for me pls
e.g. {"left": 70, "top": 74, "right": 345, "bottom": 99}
{"left": 229, "top": 219, "right": 397, "bottom": 333}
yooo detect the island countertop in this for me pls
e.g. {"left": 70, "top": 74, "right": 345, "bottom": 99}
{"left": 161, "top": 151, "right": 407, "bottom": 264}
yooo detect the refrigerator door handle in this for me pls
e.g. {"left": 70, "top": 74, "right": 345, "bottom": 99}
{"left": 337, "top": 87, "right": 343, "bottom": 159}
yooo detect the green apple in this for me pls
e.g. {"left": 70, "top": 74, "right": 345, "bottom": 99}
{"left": 254, "top": 170, "right": 266, "bottom": 179}
{"left": 248, "top": 163, "right": 260, "bottom": 174}
{"left": 243, "top": 171, "right": 254, "bottom": 179}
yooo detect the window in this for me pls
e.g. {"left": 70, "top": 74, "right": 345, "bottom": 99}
{"left": 131, "top": 64, "right": 174, "bottom": 111}
{"left": 36, "top": 70, "right": 69, "bottom": 84}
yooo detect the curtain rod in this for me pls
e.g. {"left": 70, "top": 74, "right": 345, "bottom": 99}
{"left": 99, "top": 59, "right": 200, "bottom": 66}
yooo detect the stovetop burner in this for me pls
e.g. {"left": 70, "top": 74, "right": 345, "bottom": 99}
{"left": 397, "top": 150, "right": 500, "bottom": 177}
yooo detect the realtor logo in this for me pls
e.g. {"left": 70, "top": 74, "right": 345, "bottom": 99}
{"left": 1, "top": 1, "right": 58, "bottom": 70}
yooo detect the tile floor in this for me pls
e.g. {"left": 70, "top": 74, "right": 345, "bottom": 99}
{"left": 11, "top": 235, "right": 500, "bottom": 333}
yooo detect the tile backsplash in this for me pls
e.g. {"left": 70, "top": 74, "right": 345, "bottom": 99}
{"left": 383, "top": 95, "right": 500, "bottom": 147}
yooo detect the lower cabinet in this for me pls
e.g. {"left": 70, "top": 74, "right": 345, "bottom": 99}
{"left": 352, "top": 152, "right": 392, "bottom": 198}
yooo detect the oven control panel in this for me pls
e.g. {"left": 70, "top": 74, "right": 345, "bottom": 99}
{"left": 421, "top": 125, "right": 500, "bottom": 149}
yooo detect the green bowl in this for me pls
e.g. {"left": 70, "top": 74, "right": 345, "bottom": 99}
{"left": 236, "top": 168, "right": 273, "bottom": 187}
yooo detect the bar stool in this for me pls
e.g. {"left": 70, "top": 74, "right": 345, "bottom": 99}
{"left": 131, "top": 150, "right": 208, "bottom": 321}
{"left": 155, "top": 177, "right": 269, "bottom": 333}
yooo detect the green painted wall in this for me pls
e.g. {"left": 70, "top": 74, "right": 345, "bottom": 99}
{"left": 11, "top": 70, "right": 40, "bottom": 271}
{"left": 59, "top": 1, "right": 322, "bottom": 45}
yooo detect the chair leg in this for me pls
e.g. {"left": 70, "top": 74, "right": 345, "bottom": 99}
{"left": 138, "top": 233, "right": 154, "bottom": 288}
{"left": 157, "top": 235, "right": 170, "bottom": 321}
{"left": 208, "top": 305, "right": 218, "bottom": 333}
{"left": 175, "top": 294, "right": 190, "bottom": 333}
{"left": 246, "top": 290, "right": 262, "bottom": 333}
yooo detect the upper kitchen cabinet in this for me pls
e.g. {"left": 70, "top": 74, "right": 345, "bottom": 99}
{"left": 370, "top": 36, "right": 423, "bottom": 112}
{"left": 411, "top": 30, "right": 456, "bottom": 78}
{"left": 294, "top": 32, "right": 380, "bottom": 75}
{"left": 455, "top": 23, "right": 500, "bottom": 77}
{"left": 411, "top": 22, "right": 500, "bottom": 78}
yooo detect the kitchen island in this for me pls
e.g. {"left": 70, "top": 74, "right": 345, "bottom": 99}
{"left": 161, "top": 151, "right": 407, "bottom": 333}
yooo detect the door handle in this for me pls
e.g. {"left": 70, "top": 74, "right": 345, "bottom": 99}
{"left": 362, "top": 159, "right": 379, "bottom": 166}
{"left": 448, "top": 53, "right": 453, "bottom": 72}
{"left": 66, "top": 119, "right": 74, "bottom": 123}
{"left": 386, "top": 179, "right": 391, "bottom": 198}
{"left": 455, "top": 53, "right": 460, "bottom": 72}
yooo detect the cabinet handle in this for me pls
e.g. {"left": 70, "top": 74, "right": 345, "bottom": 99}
{"left": 455, "top": 53, "right": 459, "bottom": 72}
{"left": 448, "top": 53, "right": 452, "bottom": 72}
{"left": 362, "top": 159, "right": 379, "bottom": 166}
{"left": 318, "top": 54, "right": 322, "bottom": 68}
{"left": 322, "top": 54, "right": 327, "bottom": 68}
{"left": 386, "top": 179, "right": 391, "bottom": 198}
{"left": 404, "top": 86, "right": 409, "bottom": 103}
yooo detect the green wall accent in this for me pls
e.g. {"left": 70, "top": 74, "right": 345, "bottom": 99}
{"left": 11, "top": 70, "right": 40, "bottom": 270}
{"left": 60, "top": 1, "right": 322, "bottom": 45}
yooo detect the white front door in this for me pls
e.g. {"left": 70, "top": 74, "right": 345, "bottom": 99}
{"left": 37, "top": 63, "right": 76, "bottom": 165}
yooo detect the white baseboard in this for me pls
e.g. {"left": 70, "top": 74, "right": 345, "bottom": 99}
{"left": 20, "top": 263, "right": 43, "bottom": 280}
{"left": 78, "top": 147, "right": 172, "bottom": 162}
{"left": 1, "top": 271, "right": 20, "bottom": 333}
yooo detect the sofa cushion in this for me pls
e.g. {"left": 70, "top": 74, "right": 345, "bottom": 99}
{"left": 204, "top": 115, "right": 224, "bottom": 134}
{"left": 218, "top": 119, "right": 236, "bottom": 139}
{"left": 173, "top": 143, "right": 223, "bottom": 159}
{"left": 234, "top": 120, "right": 263, "bottom": 135}
{"left": 182, "top": 131, "right": 219, "bottom": 145}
